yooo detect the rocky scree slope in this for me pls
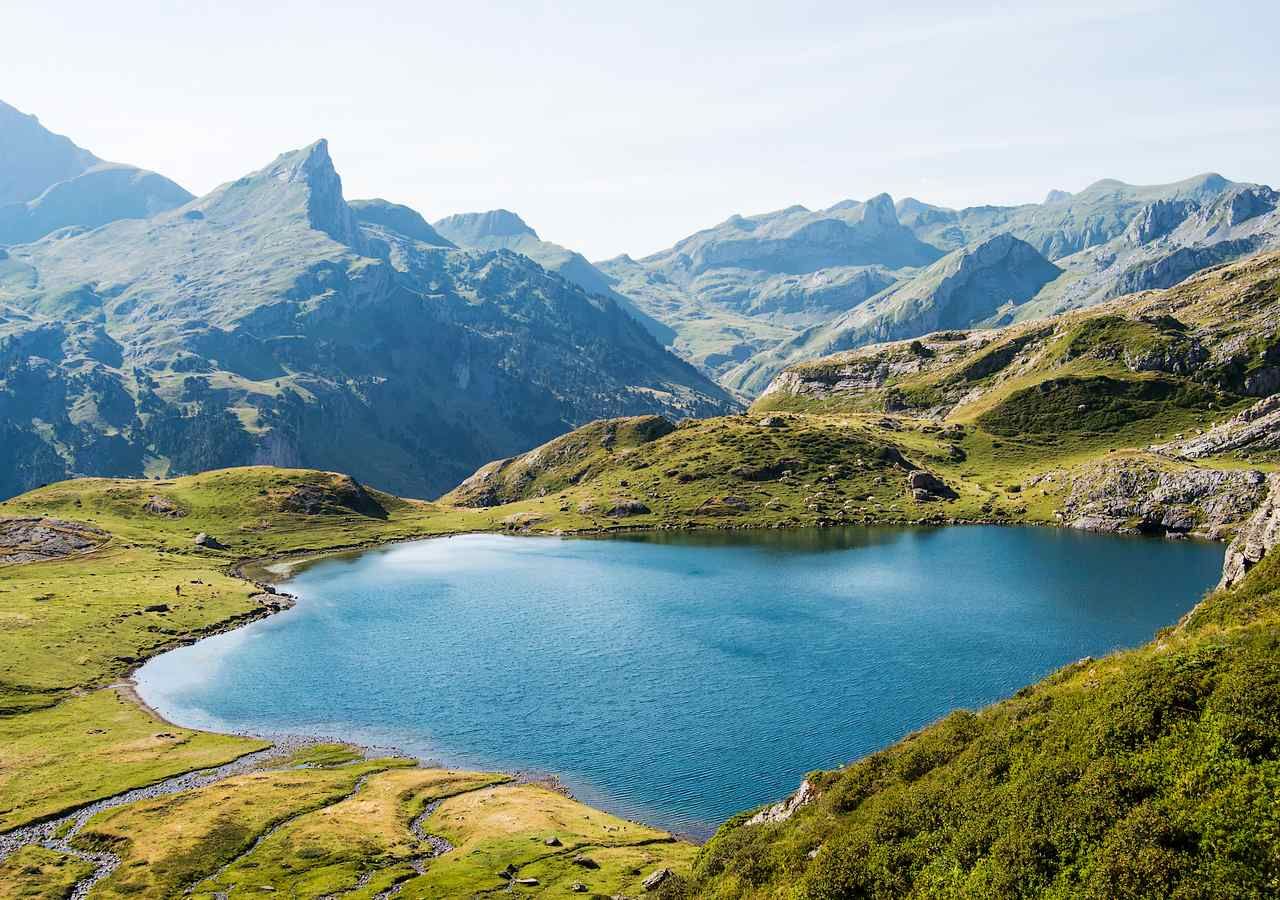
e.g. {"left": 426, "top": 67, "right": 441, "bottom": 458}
{"left": 0, "top": 99, "right": 192, "bottom": 246}
{"left": 0, "top": 140, "right": 735, "bottom": 501}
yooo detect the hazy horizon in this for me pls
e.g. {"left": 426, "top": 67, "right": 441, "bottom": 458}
{"left": 8, "top": 0, "right": 1277, "bottom": 259}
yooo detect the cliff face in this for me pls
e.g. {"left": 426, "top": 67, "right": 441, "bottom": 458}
{"left": 1220, "top": 474, "right": 1280, "bottom": 588}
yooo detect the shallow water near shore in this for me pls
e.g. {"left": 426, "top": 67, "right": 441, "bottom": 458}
{"left": 137, "top": 526, "right": 1223, "bottom": 838}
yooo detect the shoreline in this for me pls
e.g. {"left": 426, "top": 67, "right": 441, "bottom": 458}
{"left": 118, "top": 518, "right": 1227, "bottom": 848}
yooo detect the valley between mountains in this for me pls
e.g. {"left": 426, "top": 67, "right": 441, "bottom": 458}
{"left": 4, "top": 96, "right": 1280, "bottom": 899}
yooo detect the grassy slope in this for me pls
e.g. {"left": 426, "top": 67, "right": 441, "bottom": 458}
{"left": 449, "top": 254, "right": 1280, "bottom": 539}
{"left": 0, "top": 467, "right": 693, "bottom": 898}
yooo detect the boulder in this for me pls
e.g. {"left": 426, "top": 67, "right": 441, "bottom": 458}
{"left": 544, "top": 836, "right": 562, "bottom": 847}
{"left": 572, "top": 854, "right": 600, "bottom": 869}
{"left": 642, "top": 869, "right": 673, "bottom": 891}
{"left": 193, "top": 532, "right": 227, "bottom": 549}
{"left": 571, "top": 883, "right": 588, "bottom": 893}
{"left": 906, "top": 470, "right": 956, "bottom": 500}
{"left": 607, "top": 499, "right": 651, "bottom": 517}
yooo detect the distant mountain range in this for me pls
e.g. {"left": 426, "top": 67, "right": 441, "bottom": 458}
{"left": 2, "top": 96, "right": 1278, "bottom": 498}
{"left": 599, "top": 173, "right": 1280, "bottom": 390}
{"left": 0, "top": 104, "right": 733, "bottom": 500}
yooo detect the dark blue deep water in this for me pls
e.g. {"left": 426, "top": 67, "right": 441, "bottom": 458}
{"left": 136, "top": 527, "right": 1223, "bottom": 837}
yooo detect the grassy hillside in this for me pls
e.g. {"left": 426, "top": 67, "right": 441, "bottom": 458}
{"left": 435, "top": 254, "right": 1280, "bottom": 546}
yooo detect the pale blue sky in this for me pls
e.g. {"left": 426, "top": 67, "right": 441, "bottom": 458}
{"left": 7, "top": 0, "right": 1277, "bottom": 258}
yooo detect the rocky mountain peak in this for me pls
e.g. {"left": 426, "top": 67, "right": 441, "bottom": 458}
{"left": 253, "top": 139, "right": 360, "bottom": 246}
{"left": 434, "top": 209, "right": 537, "bottom": 243}
{"left": 1044, "top": 189, "right": 1073, "bottom": 204}
{"left": 0, "top": 98, "right": 101, "bottom": 204}
{"left": 859, "top": 192, "right": 899, "bottom": 228}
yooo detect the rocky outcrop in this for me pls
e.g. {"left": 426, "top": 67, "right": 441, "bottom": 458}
{"left": 606, "top": 499, "right": 651, "bottom": 517}
{"left": 445, "top": 416, "right": 676, "bottom": 508}
{"left": 0, "top": 516, "right": 109, "bottom": 565}
{"left": 281, "top": 475, "right": 387, "bottom": 519}
{"left": 746, "top": 778, "right": 815, "bottom": 826}
{"left": 1153, "top": 396, "right": 1280, "bottom": 459}
{"left": 1055, "top": 461, "right": 1267, "bottom": 537}
{"left": 1220, "top": 474, "right": 1280, "bottom": 588}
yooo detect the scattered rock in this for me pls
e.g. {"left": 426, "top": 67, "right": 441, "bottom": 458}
{"left": 502, "top": 512, "right": 546, "bottom": 530}
{"left": 193, "top": 532, "right": 227, "bottom": 550}
{"left": 1154, "top": 395, "right": 1280, "bottom": 459}
{"left": 571, "top": 883, "right": 588, "bottom": 893}
{"left": 250, "top": 592, "right": 294, "bottom": 611}
{"left": 143, "top": 604, "right": 170, "bottom": 613}
{"left": 642, "top": 869, "right": 673, "bottom": 891}
{"left": 514, "top": 878, "right": 539, "bottom": 886}
{"left": 757, "top": 415, "right": 787, "bottom": 428}
{"left": 544, "top": 836, "right": 562, "bottom": 847}
{"left": 142, "top": 495, "right": 187, "bottom": 518}
{"left": 572, "top": 854, "right": 600, "bottom": 869}
{"left": 0, "top": 517, "right": 109, "bottom": 565}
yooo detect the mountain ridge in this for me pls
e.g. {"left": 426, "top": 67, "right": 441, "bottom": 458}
{"left": 0, "top": 138, "right": 735, "bottom": 500}
{"left": 0, "top": 99, "right": 193, "bottom": 245}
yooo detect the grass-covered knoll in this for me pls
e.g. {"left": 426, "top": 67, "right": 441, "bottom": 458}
{"left": 0, "top": 467, "right": 484, "bottom": 557}
{"left": 76, "top": 756, "right": 416, "bottom": 899}
{"left": 673, "top": 545, "right": 1280, "bottom": 900}
{"left": 442, "top": 410, "right": 986, "bottom": 533}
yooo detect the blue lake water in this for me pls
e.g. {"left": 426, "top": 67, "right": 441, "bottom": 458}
{"left": 136, "top": 526, "right": 1223, "bottom": 837}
